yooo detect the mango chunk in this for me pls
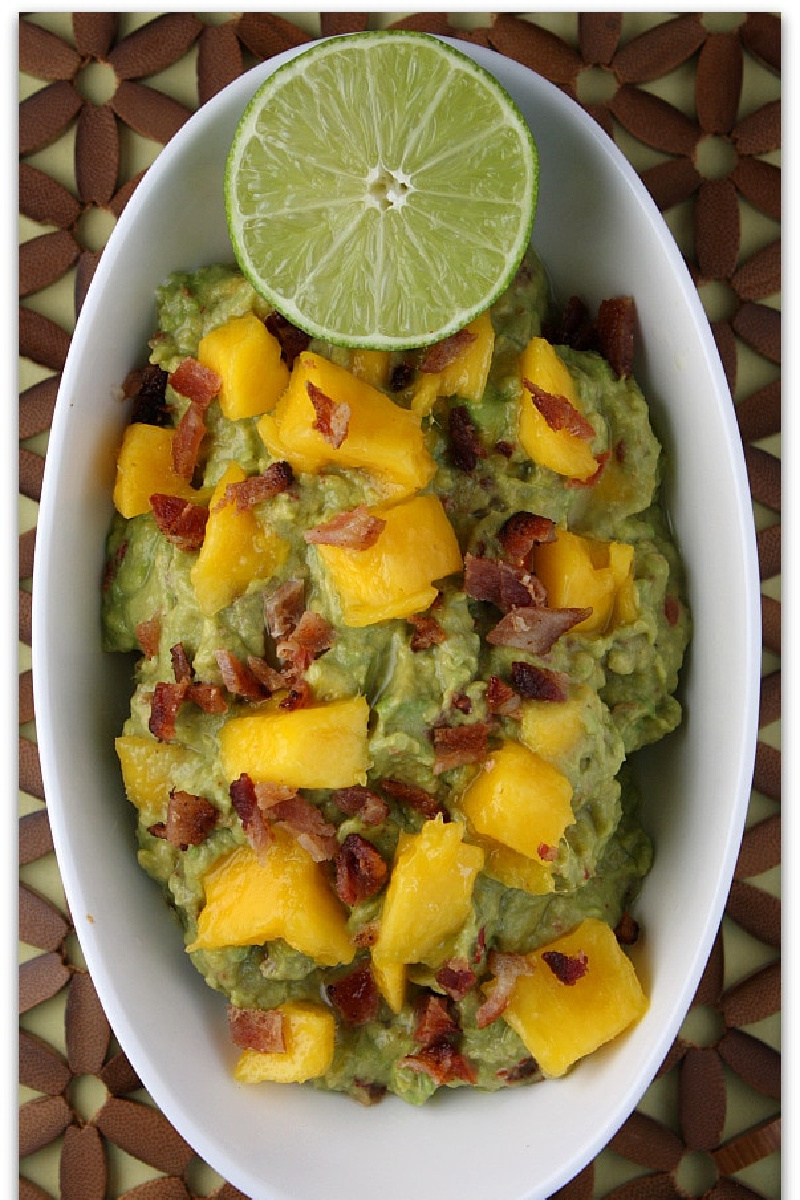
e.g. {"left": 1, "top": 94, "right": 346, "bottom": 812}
{"left": 189, "top": 834, "right": 355, "bottom": 966}
{"left": 315, "top": 494, "right": 463, "bottom": 628}
{"left": 372, "top": 816, "right": 483, "bottom": 969}
{"left": 371, "top": 958, "right": 406, "bottom": 1015}
{"left": 234, "top": 1001, "right": 335, "bottom": 1084}
{"left": 190, "top": 463, "right": 287, "bottom": 616}
{"left": 518, "top": 337, "right": 598, "bottom": 481}
{"left": 349, "top": 348, "right": 391, "bottom": 389}
{"left": 500, "top": 917, "right": 648, "bottom": 1077}
{"left": 115, "top": 735, "right": 194, "bottom": 826}
{"left": 459, "top": 740, "right": 574, "bottom": 865}
{"left": 219, "top": 695, "right": 370, "bottom": 790}
{"left": 519, "top": 686, "right": 589, "bottom": 766}
{"left": 531, "top": 529, "right": 636, "bottom": 635}
{"left": 198, "top": 312, "right": 289, "bottom": 419}
{"left": 478, "top": 840, "right": 554, "bottom": 896}
{"left": 412, "top": 312, "right": 496, "bottom": 416}
{"left": 258, "top": 351, "right": 435, "bottom": 500}
{"left": 113, "top": 423, "right": 208, "bottom": 518}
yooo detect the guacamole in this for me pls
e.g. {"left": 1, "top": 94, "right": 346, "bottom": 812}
{"left": 102, "top": 247, "right": 690, "bottom": 1105}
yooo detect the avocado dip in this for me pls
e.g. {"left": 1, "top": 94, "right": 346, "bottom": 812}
{"left": 101, "top": 245, "right": 690, "bottom": 1105}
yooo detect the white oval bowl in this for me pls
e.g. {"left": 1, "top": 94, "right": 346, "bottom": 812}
{"left": 33, "top": 38, "right": 761, "bottom": 1200}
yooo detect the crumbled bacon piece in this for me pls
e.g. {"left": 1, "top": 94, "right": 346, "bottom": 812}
{"left": 326, "top": 963, "right": 380, "bottom": 1026}
{"left": 497, "top": 511, "right": 556, "bottom": 566}
{"left": 565, "top": 449, "right": 609, "bottom": 490}
{"left": 497, "top": 1058, "right": 540, "bottom": 1085}
{"left": 275, "top": 610, "right": 334, "bottom": 673}
{"left": 510, "top": 661, "right": 569, "bottom": 702}
{"left": 148, "top": 679, "right": 188, "bottom": 742}
{"left": 165, "top": 789, "right": 217, "bottom": 849}
{"left": 351, "top": 1079, "right": 387, "bottom": 1106}
{"left": 594, "top": 296, "right": 636, "bottom": 378}
{"left": 414, "top": 994, "right": 458, "bottom": 1044}
{"left": 399, "top": 1041, "right": 477, "bottom": 1087}
{"left": 303, "top": 505, "right": 386, "bottom": 549}
{"left": 335, "top": 833, "right": 388, "bottom": 905}
{"left": 538, "top": 843, "right": 559, "bottom": 862}
{"left": 432, "top": 723, "right": 489, "bottom": 775}
{"left": 186, "top": 681, "right": 228, "bottom": 714}
{"left": 408, "top": 611, "right": 446, "bottom": 652}
{"left": 464, "top": 553, "right": 547, "bottom": 613}
{"left": 170, "top": 642, "right": 193, "bottom": 685}
{"left": 664, "top": 594, "right": 681, "bottom": 627}
{"left": 219, "top": 461, "right": 294, "bottom": 511}
{"left": 523, "top": 380, "right": 596, "bottom": 441}
{"left": 245, "top": 656, "right": 286, "bottom": 696}
{"left": 485, "top": 675, "right": 521, "bottom": 718}
{"left": 389, "top": 360, "right": 415, "bottom": 392}
{"left": 330, "top": 786, "right": 389, "bottom": 826}
{"left": 227, "top": 1004, "right": 285, "bottom": 1053}
{"left": 269, "top": 794, "right": 338, "bottom": 862}
{"left": 265, "top": 310, "right": 311, "bottom": 368}
{"left": 487, "top": 606, "right": 592, "bottom": 654}
{"left": 278, "top": 679, "right": 312, "bottom": 711}
{"left": 171, "top": 400, "right": 207, "bottom": 482}
{"left": 542, "top": 950, "right": 589, "bottom": 985}
{"left": 215, "top": 649, "right": 270, "bottom": 701}
{"left": 265, "top": 579, "right": 306, "bottom": 640}
{"left": 127, "top": 363, "right": 171, "bottom": 427}
{"left": 448, "top": 405, "right": 486, "bottom": 472}
{"left": 307, "top": 380, "right": 350, "bottom": 448}
{"left": 418, "top": 327, "right": 477, "bottom": 374}
{"left": 150, "top": 493, "right": 209, "bottom": 551}
{"left": 615, "top": 911, "right": 640, "bottom": 946}
{"left": 475, "top": 951, "right": 534, "bottom": 1029}
{"left": 435, "top": 958, "right": 477, "bottom": 1002}
{"left": 230, "top": 773, "right": 273, "bottom": 858}
{"left": 135, "top": 614, "right": 161, "bottom": 658}
{"left": 495, "top": 439, "right": 514, "bottom": 458}
{"left": 451, "top": 693, "right": 472, "bottom": 715}
{"left": 379, "top": 778, "right": 445, "bottom": 820}
{"left": 170, "top": 357, "right": 221, "bottom": 407}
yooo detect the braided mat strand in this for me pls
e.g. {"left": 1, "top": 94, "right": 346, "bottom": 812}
{"left": 19, "top": 13, "right": 781, "bottom": 1200}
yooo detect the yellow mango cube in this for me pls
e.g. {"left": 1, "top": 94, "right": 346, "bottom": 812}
{"left": 531, "top": 529, "right": 636, "bottom": 635}
{"left": 501, "top": 917, "right": 648, "bottom": 1077}
{"left": 190, "top": 463, "right": 287, "bottom": 616}
{"left": 518, "top": 337, "right": 598, "bottom": 481}
{"left": 234, "top": 1001, "right": 335, "bottom": 1084}
{"left": 113, "top": 423, "right": 208, "bottom": 518}
{"left": 412, "top": 312, "right": 496, "bottom": 416}
{"left": 198, "top": 312, "right": 289, "bottom": 419}
{"left": 189, "top": 834, "right": 355, "bottom": 966}
{"left": 519, "top": 686, "right": 589, "bottom": 766}
{"left": 459, "top": 740, "right": 574, "bottom": 863}
{"left": 478, "top": 840, "right": 554, "bottom": 896}
{"left": 371, "top": 958, "right": 406, "bottom": 1015}
{"left": 115, "top": 735, "right": 195, "bottom": 826}
{"left": 372, "top": 816, "right": 484, "bottom": 969}
{"left": 258, "top": 351, "right": 435, "bottom": 500}
{"left": 349, "top": 348, "right": 391, "bottom": 388}
{"left": 219, "top": 695, "right": 370, "bottom": 790}
{"left": 315, "top": 494, "right": 463, "bottom": 628}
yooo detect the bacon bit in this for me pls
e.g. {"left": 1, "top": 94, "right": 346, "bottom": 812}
{"left": 475, "top": 951, "right": 535, "bottom": 1029}
{"left": 419, "top": 327, "right": 477, "bottom": 374}
{"left": 265, "top": 311, "right": 311, "bottom": 368}
{"left": 147, "top": 822, "right": 166, "bottom": 840}
{"left": 400, "top": 1041, "right": 477, "bottom": 1087}
{"left": 594, "top": 296, "right": 636, "bottom": 379}
{"left": 664, "top": 594, "right": 681, "bottom": 627}
{"left": 464, "top": 553, "right": 547, "bottom": 613}
{"left": 474, "top": 926, "right": 486, "bottom": 966}
{"left": 435, "top": 958, "right": 477, "bottom": 1002}
{"left": 542, "top": 949, "right": 589, "bottom": 985}
{"left": 265, "top": 579, "right": 306, "bottom": 640}
{"left": 186, "top": 681, "right": 228, "bottom": 714}
{"left": 148, "top": 679, "right": 188, "bottom": 742}
{"left": 227, "top": 1005, "right": 285, "bottom": 1053}
{"left": 245, "top": 656, "right": 286, "bottom": 696}
{"left": 485, "top": 675, "right": 521, "bottom": 718}
{"left": 171, "top": 400, "right": 207, "bottom": 482}
{"left": 498, "top": 511, "right": 556, "bottom": 566}
{"left": 307, "top": 380, "right": 350, "bottom": 448}
{"left": 495, "top": 439, "right": 514, "bottom": 458}
{"left": 351, "top": 1079, "right": 387, "bottom": 1106}
{"left": 615, "top": 911, "right": 640, "bottom": 946}
{"left": 432, "top": 723, "right": 489, "bottom": 775}
{"left": 279, "top": 679, "right": 312, "bottom": 711}
{"left": 150, "top": 493, "right": 209, "bottom": 551}
{"left": 169, "top": 357, "right": 221, "bottom": 407}
{"left": 127, "top": 363, "right": 171, "bottom": 427}
{"left": 510, "top": 661, "right": 569, "bottom": 702}
{"left": 408, "top": 612, "right": 446, "bottom": 652}
{"left": 269, "top": 794, "right": 338, "bottom": 862}
{"left": 219, "top": 461, "right": 294, "bottom": 511}
{"left": 497, "top": 1057, "right": 540, "bottom": 1085}
{"left": 215, "top": 649, "right": 270, "bottom": 701}
{"left": 165, "top": 789, "right": 217, "bottom": 849}
{"left": 303, "top": 505, "right": 386, "bottom": 549}
{"left": 389, "top": 360, "right": 415, "bottom": 392}
{"left": 565, "top": 449, "right": 609, "bottom": 489}
{"left": 170, "top": 642, "right": 193, "bottom": 685}
{"left": 523, "top": 380, "right": 596, "bottom": 441}
{"left": 487, "top": 606, "right": 592, "bottom": 654}
{"left": 230, "top": 773, "right": 273, "bottom": 858}
{"left": 326, "top": 963, "right": 380, "bottom": 1026}
{"left": 135, "top": 614, "right": 161, "bottom": 658}
{"left": 379, "top": 778, "right": 446, "bottom": 820}
{"left": 414, "top": 994, "right": 459, "bottom": 1044}
{"left": 335, "top": 833, "right": 388, "bottom": 905}
{"left": 448, "top": 404, "right": 486, "bottom": 472}
{"left": 276, "top": 610, "right": 335, "bottom": 673}
{"left": 330, "top": 786, "right": 389, "bottom": 826}
{"left": 538, "top": 843, "right": 559, "bottom": 862}
{"left": 353, "top": 920, "right": 380, "bottom": 949}
{"left": 251, "top": 781, "right": 298, "bottom": 812}
{"left": 451, "top": 693, "right": 472, "bottom": 715}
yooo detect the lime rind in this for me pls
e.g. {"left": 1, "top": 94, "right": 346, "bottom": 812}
{"left": 225, "top": 30, "right": 539, "bottom": 351}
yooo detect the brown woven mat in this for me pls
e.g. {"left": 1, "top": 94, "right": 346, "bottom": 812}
{"left": 19, "top": 14, "right": 781, "bottom": 1200}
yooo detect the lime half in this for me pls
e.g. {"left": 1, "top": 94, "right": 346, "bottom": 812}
{"left": 225, "top": 31, "right": 538, "bottom": 351}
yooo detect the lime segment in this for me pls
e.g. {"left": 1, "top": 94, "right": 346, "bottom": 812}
{"left": 225, "top": 31, "right": 539, "bottom": 351}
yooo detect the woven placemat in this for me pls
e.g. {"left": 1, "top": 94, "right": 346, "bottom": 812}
{"left": 18, "top": 13, "right": 781, "bottom": 1200}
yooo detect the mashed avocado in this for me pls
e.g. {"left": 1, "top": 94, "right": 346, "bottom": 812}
{"left": 102, "top": 247, "right": 690, "bottom": 1105}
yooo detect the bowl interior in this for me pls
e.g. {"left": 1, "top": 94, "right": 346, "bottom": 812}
{"left": 33, "top": 39, "right": 760, "bottom": 1200}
